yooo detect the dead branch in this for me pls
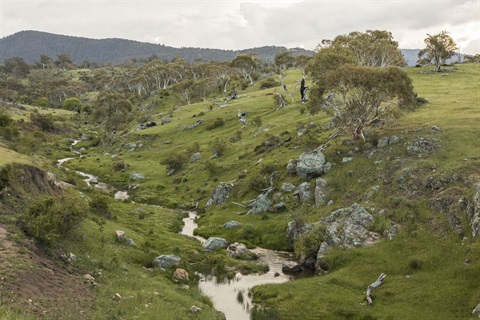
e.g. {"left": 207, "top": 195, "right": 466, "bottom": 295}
{"left": 366, "top": 273, "right": 386, "bottom": 305}
{"left": 180, "top": 120, "right": 204, "bottom": 132}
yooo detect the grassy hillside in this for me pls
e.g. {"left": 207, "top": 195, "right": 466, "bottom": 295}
{"left": 0, "top": 63, "right": 479, "bottom": 319}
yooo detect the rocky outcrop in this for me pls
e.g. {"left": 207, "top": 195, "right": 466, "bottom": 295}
{"left": 282, "top": 261, "right": 302, "bottom": 274}
{"left": 407, "top": 137, "right": 440, "bottom": 155}
{"left": 294, "top": 182, "right": 313, "bottom": 204}
{"left": 430, "top": 188, "right": 465, "bottom": 236}
{"left": 153, "top": 254, "right": 181, "bottom": 269}
{"left": 203, "top": 237, "right": 229, "bottom": 252}
{"left": 315, "top": 204, "right": 380, "bottom": 271}
{"left": 205, "top": 183, "right": 232, "bottom": 210}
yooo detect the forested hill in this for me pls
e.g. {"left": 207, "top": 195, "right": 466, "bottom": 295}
{"left": 0, "top": 30, "right": 315, "bottom": 65}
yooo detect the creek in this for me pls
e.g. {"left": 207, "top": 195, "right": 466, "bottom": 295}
{"left": 180, "top": 212, "right": 295, "bottom": 320}
{"left": 59, "top": 140, "right": 296, "bottom": 319}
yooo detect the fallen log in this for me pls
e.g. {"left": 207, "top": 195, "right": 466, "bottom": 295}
{"left": 366, "top": 273, "right": 386, "bottom": 305}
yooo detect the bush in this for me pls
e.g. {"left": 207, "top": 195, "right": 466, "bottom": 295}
{"left": 260, "top": 77, "right": 281, "bottom": 89}
{"left": 161, "top": 152, "right": 188, "bottom": 171}
{"left": 89, "top": 193, "right": 112, "bottom": 218}
{"left": 209, "top": 138, "right": 227, "bottom": 157}
{"left": 30, "top": 112, "right": 56, "bottom": 132}
{"left": 23, "top": 195, "right": 87, "bottom": 245}
{"left": 63, "top": 97, "right": 82, "bottom": 112}
{"left": 33, "top": 97, "right": 49, "bottom": 108}
{"left": 206, "top": 117, "right": 225, "bottom": 130}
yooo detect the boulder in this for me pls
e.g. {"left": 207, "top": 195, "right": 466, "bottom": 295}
{"left": 224, "top": 220, "right": 242, "bottom": 229}
{"left": 296, "top": 182, "right": 313, "bottom": 204}
{"left": 227, "top": 242, "right": 250, "bottom": 257}
{"left": 286, "top": 160, "right": 298, "bottom": 174}
{"left": 153, "top": 254, "right": 181, "bottom": 269}
{"left": 173, "top": 268, "right": 189, "bottom": 281}
{"left": 205, "top": 183, "right": 232, "bottom": 210}
{"left": 280, "top": 182, "right": 297, "bottom": 193}
{"left": 377, "top": 137, "right": 390, "bottom": 148}
{"left": 473, "top": 304, "right": 480, "bottom": 315}
{"left": 389, "top": 135, "right": 400, "bottom": 145}
{"left": 286, "top": 221, "right": 315, "bottom": 245}
{"left": 315, "top": 203, "right": 380, "bottom": 272}
{"left": 296, "top": 150, "right": 327, "bottom": 180}
{"left": 126, "top": 239, "right": 137, "bottom": 248}
{"left": 203, "top": 237, "right": 229, "bottom": 252}
{"left": 248, "top": 193, "right": 272, "bottom": 214}
{"left": 282, "top": 261, "right": 302, "bottom": 274}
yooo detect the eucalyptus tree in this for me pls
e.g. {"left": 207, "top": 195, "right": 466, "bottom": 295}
{"left": 308, "top": 30, "right": 415, "bottom": 145}
{"left": 230, "top": 53, "right": 260, "bottom": 87}
{"left": 92, "top": 92, "right": 133, "bottom": 130}
{"left": 418, "top": 31, "right": 458, "bottom": 71}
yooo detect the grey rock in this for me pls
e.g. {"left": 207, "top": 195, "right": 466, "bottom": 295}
{"left": 191, "top": 152, "right": 201, "bottom": 162}
{"left": 282, "top": 261, "right": 302, "bottom": 273}
{"left": 407, "top": 137, "right": 440, "bottom": 155}
{"left": 342, "top": 157, "right": 353, "bottom": 163}
{"left": 224, "top": 220, "right": 242, "bottom": 229}
{"left": 161, "top": 117, "right": 173, "bottom": 125}
{"left": 295, "top": 182, "right": 313, "bottom": 204}
{"left": 315, "top": 178, "right": 328, "bottom": 207}
{"left": 429, "top": 125, "right": 445, "bottom": 134}
{"left": 280, "top": 182, "right": 297, "bottom": 193}
{"left": 126, "top": 239, "right": 137, "bottom": 248}
{"left": 248, "top": 193, "right": 272, "bottom": 214}
{"left": 205, "top": 183, "right": 232, "bottom": 210}
{"left": 383, "top": 223, "right": 399, "bottom": 241}
{"left": 286, "top": 221, "right": 315, "bottom": 245}
{"left": 377, "top": 137, "right": 390, "bottom": 148}
{"left": 363, "top": 142, "right": 374, "bottom": 151}
{"left": 322, "top": 162, "right": 332, "bottom": 174}
{"left": 153, "top": 254, "right": 181, "bottom": 269}
{"left": 287, "top": 160, "right": 298, "bottom": 174}
{"left": 130, "top": 172, "right": 145, "bottom": 180}
{"left": 388, "top": 135, "right": 400, "bottom": 145}
{"left": 366, "top": 185, "right": 380, "bottom": 199}
{"left": 203, "top": 237, "right": 229, "bottom": 252}
{"left": 116, "top": 230, "right": 126, "bottom": 241}
{"left": 316, "top": 203, "right": 380, "bottom": 271}
{"left": 227, "top": 242, "right": 250, "bottom": 257}
{"left": 271, "top": 202, "right": 287, "bottom": 213}
{"left": 296, "top": 150, "right": 326, "bottom": 180}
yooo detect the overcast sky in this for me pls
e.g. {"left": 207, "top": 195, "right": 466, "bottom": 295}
{"left": 1, "top": 0, "right": 479, "bottom": 54}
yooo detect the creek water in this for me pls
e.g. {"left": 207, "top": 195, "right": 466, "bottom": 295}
{"left": 180, "top": 212, "right": 295, "bottom": 320}
{"left": 57, "top": 140, "right": 129, "bottom": 200}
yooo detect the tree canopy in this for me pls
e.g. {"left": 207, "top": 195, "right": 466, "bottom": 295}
{"left": 418, "top": 31, "right": 458, "bottom": 71}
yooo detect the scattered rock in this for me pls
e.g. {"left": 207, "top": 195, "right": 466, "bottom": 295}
{"left": 113, "top": 293, "right": 122, "bottom": 301}
{"left": 342, "top": 157, "right": 353, "bottom": 163}
{"left": 389, "top": 135, "right": 400, "bottom": 145}
{"left": 116, "top": 230, "right": 126, "bottom": 242}
{"left": 407, "top": 137, "right": 440, "bottom": 155}
{"left": 286, "top": 160, "right": 299, "bottom": 174}
{"left": 248, "top": 193, "right": 272, "bottom": 214}
{"left": 270, "top": 202, "right": 287, "bottom": 213}
{"left": 280, "top": 182, "right": 297, "bottom": 193}
{"left": 224, "top": 220, "right": 243, "bottom": 229}
{"left": 286, "top": 220, "right": 315, "bottom": 245}
{"left": 173, "top": 268, "right": 189, "bottom": 281}
{"left": 295, "top": 182, "right": 313, "bottom": 204}
{"left": 203, "top": 237, "right": 229, "bottom": 252}
{"left": 227, "top": 242, "right": 250, "bottom": 257}
{"left": 130, "top": 172, "right": 145, "bottom": 180}
{"left": 377, "top": 137, "right": 390, "bottom": 148}
{"left": 295, "top": 150, "right": 327, "bottom": 180}
{"left": 83, "top": 274, "right": 97, "bottom": 286}
{"left": 315, "top": 178, "right": 328, "bottom": 207}
{"left": 191, "top": 152, "right": 201, "bottom": 162}
{"left": 383, "top": 223, "right": 399, "bottom": 241}
{"left": 161, "top": 117, "right": 173, "bottom": 125}
{"left": 282, "top": 261, "right": 302, "bottom": 274}
{"left": 190, "top": 306, "right": 202, "bottom": 313}
{"left": 152, "top": 254, "right": 181, "bottom": 269}
{"left": 429, "top": 125, "right": 444, "bottom": 134}
{"left": 126, "top": 239, "right": 137, "bottom": 248}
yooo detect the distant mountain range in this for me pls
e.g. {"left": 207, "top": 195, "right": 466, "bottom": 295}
{"left": 0, "top": 31, "right": 314, "bottom": 65}
{"left": 0, "top": 30, "right": 445, "bottom": 67}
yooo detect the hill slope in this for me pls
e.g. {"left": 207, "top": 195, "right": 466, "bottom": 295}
{"left": 0, "top": 30, "right": 314, "bottom": 64}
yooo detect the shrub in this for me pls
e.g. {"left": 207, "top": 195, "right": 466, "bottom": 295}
{"left": 23, "top": 195, "right": 87, "bottom": 245}
{"left": 209, "top": 138, "right": 227, "bottom": 157}
{"left": 89, "top": 193, "right": 113, "bottom": 218}
{"left": 63, "top": 97, "right": 82, "bottom": 112}
{"left": 260, "top": 77, "right": 280, "bottom": 89}
{"left": 30, "top": 112, "right": 56, "bottom": 132}
{"left": 206, "top": 117, "right": 225, "bottom": 130}
{"left": 33, "top": 97, "right": 49, "bottom": 108}
{"left": 161, "top": 152, "right": 188, "bottom": 171}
